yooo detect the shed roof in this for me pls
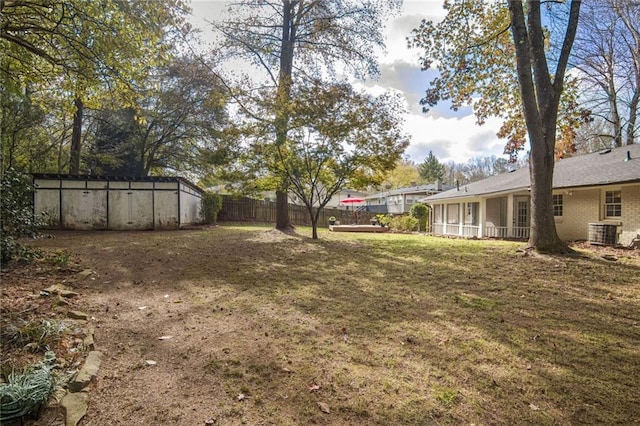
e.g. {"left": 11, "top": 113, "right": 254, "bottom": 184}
{"left": 32, "top": 173, "right": 204, "bottom": 193}
{"left": 423, "top": 144, "right": 640, "bottom": 202}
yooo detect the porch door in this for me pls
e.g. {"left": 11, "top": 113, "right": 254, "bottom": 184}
{"left": 514, "top": 196, "right": 530, "bottom": 238}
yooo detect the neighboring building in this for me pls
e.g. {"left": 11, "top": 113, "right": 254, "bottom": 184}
{"left": 365, "top": 181, "right": 454, "bottom": 214}
{"left": 309, "top": 189, "right": 367, "bottom": 209}
{"left": 421, "top": 144, "right": 640, "bottom": 246}
{"left": 33, "top": 174, "right": 204, "bottom": 230}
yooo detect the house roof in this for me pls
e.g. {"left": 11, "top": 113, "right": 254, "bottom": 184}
{"left": 423, "top": 144, "right": 640, "bottom": 202}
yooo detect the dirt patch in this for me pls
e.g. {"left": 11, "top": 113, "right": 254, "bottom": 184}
{"left": 2, "top": 227, "right": 639, "bottom": 425}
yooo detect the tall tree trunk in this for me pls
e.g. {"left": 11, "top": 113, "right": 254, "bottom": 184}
{"left": 274, "top": 1, "right": 298, "bottom": 231}
{"left": 607, "top": 76, "right": 622, "bottom": 147}
{"left": 527, "top": 123, "right": 565, "bottom": 252}
{"left": 70, "top": 97, "right": 83, "bottom": 174}
{"left": 509, "top": 0, "right": 580, "bottom": 254}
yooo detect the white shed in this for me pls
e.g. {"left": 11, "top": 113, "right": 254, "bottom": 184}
{"left": 33, "top": 174, "right": 204, "bottom": 230}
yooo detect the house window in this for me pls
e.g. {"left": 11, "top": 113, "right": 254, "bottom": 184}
{"left": 553, "top": 194, "right": 563, "bottom": 217}
{"left": 447, "top": 204, "right": 460, "bottom": 224}
{"left": 605, "top": 190, "right": 621, "bottom": 217}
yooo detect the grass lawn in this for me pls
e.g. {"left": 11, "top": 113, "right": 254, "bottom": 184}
{"left": 4, "top": 224, "right": 640, "bottom": 425}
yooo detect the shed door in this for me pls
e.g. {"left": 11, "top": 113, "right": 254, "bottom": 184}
{"left": 154, "top": 190, "right": 179, "bottom": 229}
{"left": 61, "top": 190, "right": 107, "bottom": 230}
{"left": 108, "top": 190, "right": 153, "bottom": 230}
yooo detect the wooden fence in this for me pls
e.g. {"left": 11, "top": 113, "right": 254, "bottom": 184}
{"left": 218, "top": 196, "right": 377, "bottom": 228}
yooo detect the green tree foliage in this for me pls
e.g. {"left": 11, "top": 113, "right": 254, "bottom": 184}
{"left": 418, "top": 151, "right": 445, "bottom": 183}
{"left": 409, "top": 0, "right": 581, "bottom": 253}
{"left": 1, "top": 0, "right": 192, "bottom": 173}
{"left": 87, "top": 56, "right": 228, "bottom": 177}
{"left": 0, "top": 169, "right": 42, "bottom": 263}
{"left": 0, "top": 88, "right": 47, "bottom": 172}
{"left": 382, "top": 159, "right": 422, "bottom": 189}
{"left": 215, "top": 0, "right": 401, "bottom": 230}
{"left": 89, "top": 108, "right": 142, "bottom": 176}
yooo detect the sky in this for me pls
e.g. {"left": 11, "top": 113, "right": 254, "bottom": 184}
{"left": 188, "top": 0, "right": 509, "bottom": 165}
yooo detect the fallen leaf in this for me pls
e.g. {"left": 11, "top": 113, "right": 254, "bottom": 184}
{"left": 145, "top": 360, "right": 157, "bottom": 366}
{"left": 317, "top": 402, "right": 330, "bottom": 414}
{"left": 308, "top": 384, "right": 320, "bottom": 392}
{"left": 237, "top": 393, "right": 246, "bottom": 401}
{"left": 158, "top": 335, "right": 173, "bottom": 340}
{"left": 138, "top": 306, "right": 147, "bottom": 310}
{"left": 529, "top": 403, "right": 540, "bottom": 411}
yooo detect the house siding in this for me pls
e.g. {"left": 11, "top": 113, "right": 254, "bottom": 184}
{"left": 555, "top": 189, "right": 600, "bottom": 242}
{"left": 621, "top": 184, "right": 640, "bottom": 246}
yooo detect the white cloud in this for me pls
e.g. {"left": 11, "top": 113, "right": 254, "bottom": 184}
{"left": 403, "top": 112, "right": 505, "bottom": 164}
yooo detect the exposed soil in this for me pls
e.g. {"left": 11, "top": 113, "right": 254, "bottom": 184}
{"left": 1, "top": 227, "right": 639, "bottom": 425}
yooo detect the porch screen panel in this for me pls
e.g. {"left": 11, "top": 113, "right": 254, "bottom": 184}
{"left": 447, "top": 204, "right": 459, "bottom": 224}
{"left": 434, "top": 204, "right": 443, "bottom": 223}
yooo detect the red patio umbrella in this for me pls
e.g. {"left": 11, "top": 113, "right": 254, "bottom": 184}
{"left": 340, "top": 197, "right": 365, "bottom": 204}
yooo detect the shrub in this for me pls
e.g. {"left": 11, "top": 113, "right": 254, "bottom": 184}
{"left": 201, "top": 192, "right": 223, "bottom": 224}
{"left": 410, "top": 203, "right": 429, "bottom": 232}
{"left": 1, "top": 169, "right": 42, "bottom": 263}
{"left": 389, "top": 215, "right": 419, "bottom": 232}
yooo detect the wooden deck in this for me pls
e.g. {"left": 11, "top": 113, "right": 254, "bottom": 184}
{"left": 329, "top": 224, "right": 389, "bottom": 233}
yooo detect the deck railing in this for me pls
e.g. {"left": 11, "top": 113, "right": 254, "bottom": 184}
{"left": 462, "top": 225, "right": 480, "bottom": 238}
{"left": 434, "top": 223, "right": 530, "bottom": 240}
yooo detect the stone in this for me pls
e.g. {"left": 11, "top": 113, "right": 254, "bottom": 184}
{"left": 61, "top": 391, "right": 88, "bottom": 426}
{"left": 317, "top": 402, "right": 331, "bottom": 414}
{"left": 77, "top": 269, "right": 93, "bottom": 278}
{"left": 67, "top": 311, "right": 88, "bottom": 320}
{"left": 59, "top": 289, "right": 79, "bottom": 298}
{"left": 83, "top": 328, "right": 95, "bottom": 351}
{"left": 43, "top": 285, "right": 63, "bottom": 294}
{"left": 69, "top": 351, "right": 102, "bottom": 392}
{"left": 56, "top": 296, "right": 70, "bottom": 307}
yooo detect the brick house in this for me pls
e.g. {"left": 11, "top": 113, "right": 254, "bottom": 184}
{"left": 421, "top": 144, "right": 640, "bottom": 246}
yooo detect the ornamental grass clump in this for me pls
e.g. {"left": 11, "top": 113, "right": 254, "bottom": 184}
{"left": 0, "top": 352, "right": 57, "bottom": 423}
{"left": 1, "top": 319, "right": 67, "bottom": 353}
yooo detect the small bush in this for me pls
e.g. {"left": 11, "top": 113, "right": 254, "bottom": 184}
{"left": 389, "top": 215, "right": 419, "bottom": 232}
{"left": 201, "top": 192, "right": 223, "bottom": 224}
